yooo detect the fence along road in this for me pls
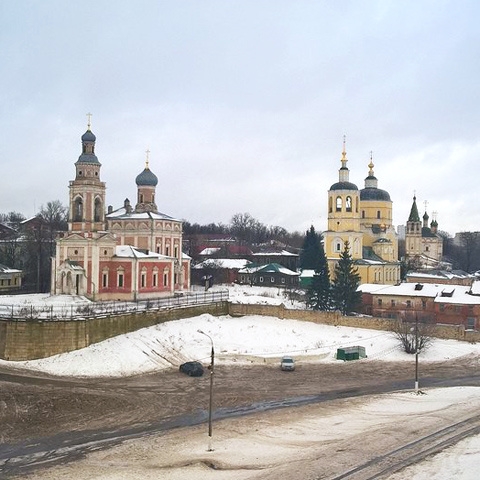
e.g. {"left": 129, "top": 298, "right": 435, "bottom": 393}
{"left": 0, "top": 289, "right": 229, "bottom": 321}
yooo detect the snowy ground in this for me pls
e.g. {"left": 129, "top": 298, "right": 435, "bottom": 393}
{"left": 2, "top": 285, "right": 480, "bottom": 478}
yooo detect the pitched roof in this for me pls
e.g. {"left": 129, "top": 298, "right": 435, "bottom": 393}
{"left": 239, "top": 263, "right": 299, "bottom": 276}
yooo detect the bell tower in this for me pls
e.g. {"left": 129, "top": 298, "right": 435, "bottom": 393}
{"left": 68, "top": 114, "right": 107, "bottom": 232}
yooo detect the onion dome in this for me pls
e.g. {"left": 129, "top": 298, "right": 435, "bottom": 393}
{"left": 76, "top": 127, "right": 100, "bottom": 165}
{"left": 135, "top": 167, "right": 158, "bottom": 186}
{"left": 81, "top": 129, "right": 96, "bottom": 142}
{"left": 136, "top": 150, "right": 158, "bottom": 186}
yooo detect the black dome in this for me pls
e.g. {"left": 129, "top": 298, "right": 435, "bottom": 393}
{"left": 360, "top": 187, "right": 391, "bottom": 201}
{"left": 330, "top": 181, "right": 358, "bottom": 191}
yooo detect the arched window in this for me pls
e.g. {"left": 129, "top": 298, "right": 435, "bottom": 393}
{"left": 74, "top": 197, "right": 83, "bottom": 222}
{"left": 361, "top": 210, "right": 365, "bottom": 219}
{"left": 329, "top": 197, "right": 333, "bottom": 213}
{"left": 377, "top": 210, "right": 381, "bottom": 219}
{"left": 346, "top": 196, "right": 352, "bottom": 212}
{"left": 94, "top": 198, "right": 102, "bottom": 222}
{"left": 336, "top": 196, "right": 342, "bottom": 212}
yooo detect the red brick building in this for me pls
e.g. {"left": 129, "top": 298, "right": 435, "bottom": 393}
{"left": 359, "top": 282, "right": 480, "bottom": 330}
{"left": 51, "top": 122, "right": 190, "bottom": 301}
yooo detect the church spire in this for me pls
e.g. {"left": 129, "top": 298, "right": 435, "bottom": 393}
{"left": 364, "top": 151, "right": 378, "bottom": 189}
{"left": 339, "top": 135, "right": 350, "bottom": 182}
{"left": 145, "top": 148, "right": 150, "bottom": 169}
{"left": 408, "top": 194, "right": 421, "bottom": 223}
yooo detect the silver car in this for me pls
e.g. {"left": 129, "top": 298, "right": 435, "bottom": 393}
{"left": 280, "top": 356, "right": 295, "bottom": 371}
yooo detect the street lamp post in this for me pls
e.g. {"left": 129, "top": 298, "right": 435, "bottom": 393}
{"left": 197, "top": 329, "right": 214, "bottom": 451}
{"left": 414, "top": 314, "right": 419, "bottom": 393}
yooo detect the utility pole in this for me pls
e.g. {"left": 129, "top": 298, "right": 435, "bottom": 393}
{"left": 414, "top": 314, "right": 419, "bottom": 393}
{"left": 197, "top": 329, "right": 215, "bottom": 451}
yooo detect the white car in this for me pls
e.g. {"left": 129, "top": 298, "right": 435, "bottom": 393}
{"left": 280, "top": 356, "right": 295, "bottom": 371}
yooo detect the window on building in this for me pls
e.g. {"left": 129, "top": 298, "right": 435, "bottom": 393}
{"left": 336, "top": 196, "right": 342, "bottom": 211}
{"left": 439, "top": 304, "right": 445, "bottom": 312}
{"left": 153, "top": 272, "right": 158, "bottom": 287}
{"left": 336, "top": 242, "right": 341, "bottom": 252}
{"left": 377, "top": 298, "right": 382, "bottom": 306}
{"left": 74, "top": 197, "right": 83, "bottom": 222}
{"left": 163, "top": 273, "right": 168, "bottom": 286}
{"left": 94, "top": 198, "right": 102, "bottom": 222}
{"left": 346, "top": 196, "right": 352, "bottom": 212}
{"left": 102, "top": 271, "right": 108, "bottom": 288}
{"left": 329, "top": 197, "right": 333, "bottom": 213}
{"left": 174, "top": 273, "right": 178, "bottom": 284}
{"left": 362, "top": 210, "right": 365, "bottom": 219}
{"left": 406, "top": 300, "right": 412, "bottom": 308}
{"left": 425, "top": 246, "right": 429, "bottom": 252}
{"left": 259, "top": 276, "right": 264, "bottom": 283}
{"left": 281, "top": 278, "right": 285, "bottom": 284}
{"left": 271, "top": 276, "right": 275, "bottom": 283}
{"left": 141, "top": 271, "right": 146, "bottom": 288}
{"left": 391, "top": 299, "right": 396, "bottom": 307}
{"left": 174, "top": 245, "right": 178, "bottom": 258}
{"left": 422, "top": 300, "right": 427, "bottom": 309}
{"left": 118, "top": 272, "right": 124, "bottom": 288}
{"left": 377, "top": 210, "right": 381, "bottom": 219}
{"left": 166, "top": 246, "right": 170, "bottom": 256}
{"left": 467, "top": 317, "right": 476, "bottom": 330}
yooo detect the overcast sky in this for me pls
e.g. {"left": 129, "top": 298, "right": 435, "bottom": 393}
{"left": 1, "top": 0, "right": 479, "bottom": 236}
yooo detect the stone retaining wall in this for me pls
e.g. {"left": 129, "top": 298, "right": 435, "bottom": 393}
{"left": 0, "top": 302, "right": 229, "bottom": 361}
{"left": 1, "top": 302, "right": 477, "bottom": 361}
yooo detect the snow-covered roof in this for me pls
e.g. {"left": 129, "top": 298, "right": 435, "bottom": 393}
{"left": 253, "top": 250, "right": 298, "bottom": 257}
{"left": 407, "top": 271, "right": 472, "bottom": 280}
{"left": 358, "top": 282, "right": 442, "bottom": 298}
{"left": 359, "top": 282, "right": 480, "bottom": 305}
{"left": 470, "top": 280, "right": 480, "bottom": 295}
{"left": 115, "top": 245, "right": 169, "bottom": 259}
{"left": 0, "top": 264, "right": 22, "bottom": 274}
{"left": 193, "top": 258, "right": 250, "bottom": 270}
{"left": 107, "top": 208, "right": 178, "bottom": 222}
{"left": 239, "top": 263, "right": 299, "bottom": 276}
{"left": 199, "top": 247, "right": 221, "bottom": 255}
{"left": 300, "top": 269, "right": 315, "bottom": 278}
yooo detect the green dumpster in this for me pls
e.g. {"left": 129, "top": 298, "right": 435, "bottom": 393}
{"left": 336, "top": 346, "right": 366, "bottom": 361}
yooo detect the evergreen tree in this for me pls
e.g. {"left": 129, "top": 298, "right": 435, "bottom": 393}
{"left": 302, "top": 226, "right": 331, "bottom": 310}
{"left": 300, "top": 225, "right": 323, "bottom": 270}
{"left": 331, "top": 241, "right": 362, "bottom": 315}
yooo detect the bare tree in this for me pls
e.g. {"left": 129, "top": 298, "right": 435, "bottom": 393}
{"left": 392, "top": 318, "right": 433, "bottom": 354}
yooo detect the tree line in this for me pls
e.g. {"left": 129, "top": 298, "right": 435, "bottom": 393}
{"left": 0, "top": 201, "right": 67, "bottom": 292}
{"left": 183, "top": 212, "right": 305, "bottom": 252}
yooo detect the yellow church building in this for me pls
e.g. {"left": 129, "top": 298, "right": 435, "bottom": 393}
{"left": 323, "top": 142, "right": 401, "bottom": 285}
